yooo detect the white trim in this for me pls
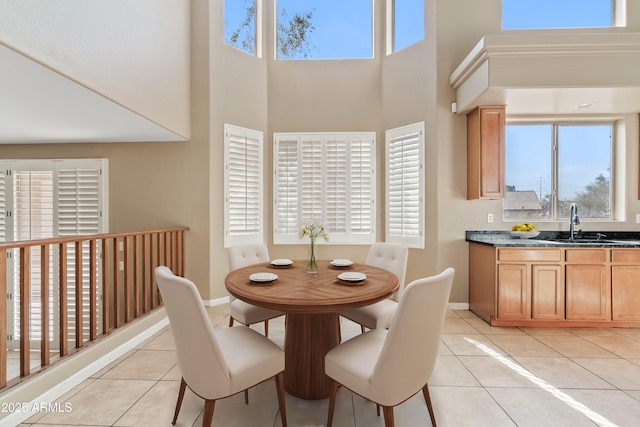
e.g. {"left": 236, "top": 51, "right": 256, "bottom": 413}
{"left": 448, "top": 302, "right": 470, "bottom": 311}
{"left": 202, "top": 295, "right": 231, "bottom": 307}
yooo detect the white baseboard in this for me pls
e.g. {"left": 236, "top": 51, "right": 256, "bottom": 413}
{"left": 0, "top": 308, "right": 169, "bottom": 426}
{"left": 448, "top": 302, "right": 470, "bottom": 310}
{"left": 203, "top": 295, "right": 230, "bottom": 307}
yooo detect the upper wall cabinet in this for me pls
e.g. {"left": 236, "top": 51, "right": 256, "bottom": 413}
{"left": 450, "top": 33, "right": 640, "bottom": 115}
{"left": 467, "top": 106, "right": 505, "bottom": 200}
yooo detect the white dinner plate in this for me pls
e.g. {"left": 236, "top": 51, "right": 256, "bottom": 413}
{"left": 250, "top": 272, "right": 278, "bottom": 283}
{"left": 270, "top": 258, "right": 293, "bottom": 266}
{"left": 330, "top": 259, "right": 354, "bottom": 267}
{"left": 337, "top": 272, "right": 366, "bottom": 282}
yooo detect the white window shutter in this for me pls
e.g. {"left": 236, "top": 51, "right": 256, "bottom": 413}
{"left": 274, "top": 132, "right": 376, "bottom": 244}
{"left": 386, "top": 122, "right": 425, "bottom": 248}
{"left": 224, "top": 124, "right": 264, "bottom": 247}
{"left": 274, "top": 136, "right": 300, "bottom": 243}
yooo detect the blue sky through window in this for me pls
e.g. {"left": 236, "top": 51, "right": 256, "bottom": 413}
{"left": 502, "top": 0, "right": 613, "bottom": 29}
{"left": 277, "top": 0, "right": 373, "bottom": 59}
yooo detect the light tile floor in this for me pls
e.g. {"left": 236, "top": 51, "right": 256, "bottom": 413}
{"left": 16, "top": 306, "right": 640, "bottom": 427}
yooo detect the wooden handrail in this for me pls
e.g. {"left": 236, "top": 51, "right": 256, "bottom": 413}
{"left": 0, "top": 227, "right": 188, "bottom": 392}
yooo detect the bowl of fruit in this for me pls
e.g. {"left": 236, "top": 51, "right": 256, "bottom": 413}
{"left": 510, "top": 224, "right": 540, "bottom": 239}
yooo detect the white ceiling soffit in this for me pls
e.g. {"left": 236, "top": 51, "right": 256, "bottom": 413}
{"left": 450, "top": 33, "right": 640, "bottom": 116}
{"left": 0, "top": 43, "right": 188, "bottom": 144}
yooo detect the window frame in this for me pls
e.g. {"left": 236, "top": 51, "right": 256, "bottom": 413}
{"left": 503, "top": 120, "right": 615, "bottom": 222}
{"left": 224, "top": 124, "right": 265, "bottom": 248}
{"left": 387, "top": 0, "right": 425, "bottom": 55}
{"left": 385, "top": 122, "right": 425, "bottom": 249}
{"left": 273, "top": 131, "right": 376, "bottom": 245}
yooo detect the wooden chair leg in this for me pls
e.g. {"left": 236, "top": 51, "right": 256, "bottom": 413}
{"left": 326, "top": 379, "right": 339, "bottom": 427}
{"left": 275, "top": 371, "right": 288, "bottom": 427}
{"left": 264, "top": 319, "right": 269, "bottom": 337}
{"left": 382, "top": 406, "right": 395, "bottom": 427}
{"left": 376, "top": 404, "right": 381, "bottom": 416}
{"left": 422, "top": 383, "right": 437, "bottom": 427}
{"left": 360, "top": 324, "right": 366, "bottom": 334}
{"left": 172, "top": 378, "right": 187, "bottom": 425}
{"left": 202, "top": 399, "right": 215, "bottom": 427}
{"left": 244, "top": 389, "right": 249, "bottom": 404}
{"left": 228, "top": 316, "right": 235, "bottom": 327}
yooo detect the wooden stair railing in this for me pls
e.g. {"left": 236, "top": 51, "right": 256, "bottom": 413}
{"left": 0, "top": 227, "right": 188, "bottom": 391}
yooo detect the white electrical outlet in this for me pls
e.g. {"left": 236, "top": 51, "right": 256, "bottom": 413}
{"left": 487, "top": 213, "right": 494, "bottom": 223}
{"left": 636, "top": 214, "right": 640, "bottom": 223}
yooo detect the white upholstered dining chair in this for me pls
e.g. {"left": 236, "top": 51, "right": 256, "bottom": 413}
{"left": 155, "top": 266, "right": 287, "bottom": 427}
{"left": 227, "top": 244, "right": 284, "bottom": 336}
{"left": 340, "top": 242, "right": 408, "bottom": 332}
{"left": 325, "top": 267, "right": 455, "bottom": 427}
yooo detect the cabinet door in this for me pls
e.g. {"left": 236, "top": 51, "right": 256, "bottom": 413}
{"left": 498, "top": 264, "right": 529, "bottom": 319}
{"left": 612, "top": 265, "right": 640, "bottom": 321}
{"left": 565, "top": 264, "right": 610, "bottom": 320}
{"left": 467, "top": 106, "right": 505, "bottom": 199}
{"left": 531, "top": 264, "right": 564, "bottom": 320}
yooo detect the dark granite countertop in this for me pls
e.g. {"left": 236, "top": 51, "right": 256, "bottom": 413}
{"left": 466, "top": 230, "right": 640, "bottom": 248}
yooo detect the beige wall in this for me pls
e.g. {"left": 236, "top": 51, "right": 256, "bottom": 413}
{"left": 3, "top": 0, "right": 640, "bottom": 304}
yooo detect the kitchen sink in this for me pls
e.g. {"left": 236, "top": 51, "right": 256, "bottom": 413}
{"left": 546, "top": 239, "right": 617, "bottom": 244}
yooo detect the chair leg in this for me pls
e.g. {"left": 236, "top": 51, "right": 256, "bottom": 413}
{"left": 202, "top": 399, "right": 215, "bottom": 427}
{"left": 376, "top": 404, "right": 381, "bottom": 416}
{"left": 264, "top": 319, "right": 269, "bottom": 337}
{"left": 326, "top": 379, "right": 339, "bottom": 427}
{"left": 244, "top": 389, "right": 249, "bottom": 404}
{"left": 422, "top": 383, "right": 437, "bottom": 427}
{"left": 172, "top": 378, "right": 187, "bottom": 425}
{"left": 382, "top": 406, "right": 395, "bottom": 427}
{"left": 275, "top": 371, "right": 288, "bottom": 427}
{"left": 360, "top": 324, "right": 366, "bottom": 334}
{"left": 228, "top": 316, "right": 235, "bottom": 327}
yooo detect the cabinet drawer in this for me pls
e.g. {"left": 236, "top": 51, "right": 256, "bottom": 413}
{"left": 565, "top": 249, "right": 607, "bottom": 263}
{"left": 498, "top": 248, "right": 561, "bottom": 262}
{"left": 611, "top": 249, "right": 640, "bottom": 263}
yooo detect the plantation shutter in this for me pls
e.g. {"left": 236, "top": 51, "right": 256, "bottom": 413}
{"left": 0, "top": 169, "right": 6, "bottom": 242}
{"left": 273, "top": 132, "right": 376, "bottom": 244}
{"left": 57, "top": 161, "right": 105, "bottom": 342}
{"left": 224, "top": 124, "right": 264, "bottom": 247}
{"left": 386, "top": 122, "right": 425, "bottom": 248}
{"left": 2, "top": 159, "right": 107, "bottom": 344}
{"left": 274, "top": 137, "right": 299, "bottom": 240}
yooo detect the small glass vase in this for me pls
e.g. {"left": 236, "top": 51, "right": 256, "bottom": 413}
{"left": 307, "top": 238, "right": 318, "bottom": 274}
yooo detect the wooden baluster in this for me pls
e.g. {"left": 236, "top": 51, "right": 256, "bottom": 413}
{"left": 101, "top": 239, "right": 110, "bottom": 335}
{"left": 0, "top": 248, "right": 7, "bottom": 389}
{"left": 20, "top": 247, "right": 30, "bottom": 378}
{"left": 41, "top": 244, "right": 50, "bottom": 367}
{"left": 89, "top": 240, "right": 97, "bottom": 342}
{"left": 113, "top": 237, "right": 120, "bottom": 328}
{"left": 123, "top": 236, "right": 130, "bottom": 323}
{"left": 142, "top": 233, "right": 149, "bottom": 313}
{"left": 59, "top": 243, "right": 68, "bottom": 357}
{"left": 75, "top": 241, "right": 83, "bottom": 349}
{"left": 133, "top": 234, "right": 140, "bottom": 317}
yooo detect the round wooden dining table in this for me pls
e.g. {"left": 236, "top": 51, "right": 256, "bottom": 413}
{"left": 224, "top": 259, "right": 398, "bottom": 400}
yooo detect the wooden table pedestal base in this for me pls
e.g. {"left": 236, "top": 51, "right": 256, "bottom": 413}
{"left": 284, "top": 312, "right": 341, "bottom": 399}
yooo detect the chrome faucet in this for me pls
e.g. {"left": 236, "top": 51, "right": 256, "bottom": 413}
{"left": 569, "top": 203, "right": 580, "bottom": 241}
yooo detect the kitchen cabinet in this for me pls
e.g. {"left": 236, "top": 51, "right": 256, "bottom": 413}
{"left": 467, "top": 106, "right": 505, "bottom": 200}
{"left": 611, "top": 249, "right": 640, "bottom": 321}
{"left": 468, "top": 243, "right": 640, "bottom": 327}
{"left": 565, "top": 249, "right": 609, "bottom": 321}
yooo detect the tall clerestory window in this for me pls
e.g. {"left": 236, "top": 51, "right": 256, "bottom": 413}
{"left": 390, "top": 0, "right": 425, "bottom": 53}
{"left": 276, "top": 0, "right": 373, "bottom": 59}
{"left": 502, "top": 0, "right": 619, "bottom": 29}
{"left": 224, "top": 0, "right": 259, "bottom": 56}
